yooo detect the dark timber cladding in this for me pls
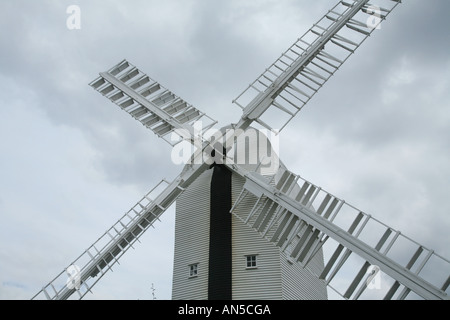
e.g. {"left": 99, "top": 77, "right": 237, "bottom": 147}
{"left": 208, "top": 164, "right": 232, "bottom": 300}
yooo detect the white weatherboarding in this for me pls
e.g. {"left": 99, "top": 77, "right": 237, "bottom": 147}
{"left": 33, "top": 0, "right": 449, "bottom": 300}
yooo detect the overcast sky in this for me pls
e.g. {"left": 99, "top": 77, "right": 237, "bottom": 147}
{"left": 0, "top": 0, "right": 449, "bottom": 300}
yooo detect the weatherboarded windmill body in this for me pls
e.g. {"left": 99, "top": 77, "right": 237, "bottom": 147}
{"left": 33, "top": 0, "right": 449, "bottom": 300}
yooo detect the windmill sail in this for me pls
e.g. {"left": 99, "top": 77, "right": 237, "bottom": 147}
{"left": 229, "top": 164, "right": 450, "bottom": 300}
{"left": 90, "top": 60, "right": 217, "bottom": 146}
{"left": 32, "top": 163, "right": 208, "bottom": 300}
{"left": 234, "top": 0, "right": 401, "bottom": 132}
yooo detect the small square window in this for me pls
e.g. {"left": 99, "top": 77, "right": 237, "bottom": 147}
{"left": 189, "top": 264, "right": 198, "bottom": 278}
{"left": 246, "top": 255, "right": 257, "bottom": 269}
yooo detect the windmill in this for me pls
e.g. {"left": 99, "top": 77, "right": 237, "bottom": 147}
{"left": 32, "top": 0, "right": 450, "bottom": 300}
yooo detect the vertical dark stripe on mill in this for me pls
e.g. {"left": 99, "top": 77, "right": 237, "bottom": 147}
{"left": 208, "top": 164, "right": 232, "bottom": 300}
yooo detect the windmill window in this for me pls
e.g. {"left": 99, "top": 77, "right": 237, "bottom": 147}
{"left": 189, "top": 264, "right": 198, "bottom": 278}
{"left": 246, "top": 255, "right": 258, "bottom": 269}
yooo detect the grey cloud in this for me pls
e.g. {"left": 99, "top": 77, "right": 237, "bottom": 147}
{"left": 0, "top": 0, "right": 448, "bottom": 300}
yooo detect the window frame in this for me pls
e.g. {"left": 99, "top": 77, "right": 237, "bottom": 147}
{"left": 189, "top": 263, "right": 199, "bottom": 278}
{"left": 245, "top": 255, "right": 258, "bottom": 269}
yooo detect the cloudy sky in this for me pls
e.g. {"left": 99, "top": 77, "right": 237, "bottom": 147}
{"left": 0, "top": 0, "right": 449, "bottom": 300}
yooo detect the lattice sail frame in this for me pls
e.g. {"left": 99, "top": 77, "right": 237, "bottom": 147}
{"left": 234, "top": 0, "right": 401, "bottom": 132}
{"left": 32, "top": 162, "right": 210, "bottom": 300}
{"left": 229, "top": 164, "right": 450, "bottom": 300}
{"left": 90, "top": 60, "right": 217, "bottom": 146}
